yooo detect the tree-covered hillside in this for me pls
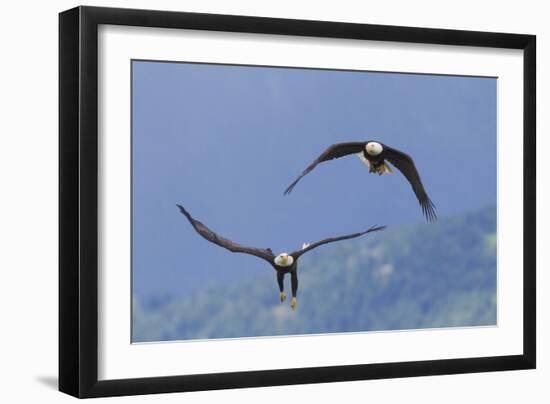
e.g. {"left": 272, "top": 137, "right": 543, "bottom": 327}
{"left": 133, "top": 206, "right": 496, "bottom": 342}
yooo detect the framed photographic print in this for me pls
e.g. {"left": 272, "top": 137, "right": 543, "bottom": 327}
{"left": 59, "top": 5, "right": 536, "bottom": 398}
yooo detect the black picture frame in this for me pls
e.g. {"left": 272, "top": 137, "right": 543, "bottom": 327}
{"left": 59, "top": 5, "right": 536, "bottom": 398}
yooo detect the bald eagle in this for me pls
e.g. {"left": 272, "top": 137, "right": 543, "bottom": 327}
{"left": 177, "top": 204, "right": 385, "bottom": 310}
{"left": 284, "top": 141, "right": 437, "bottom": 222}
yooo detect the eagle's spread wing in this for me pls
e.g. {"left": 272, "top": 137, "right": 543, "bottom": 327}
{"left": 290, "top": 225, "right": 386, "bottom": 259}
{"left": 177, "top": 204, "right": 275, "bottom": 263}
{"left": 383, "top": 146, "right": 437, "bottom": 222}
{"left": 284, "top": 142, "right": 365, "bottom": 195}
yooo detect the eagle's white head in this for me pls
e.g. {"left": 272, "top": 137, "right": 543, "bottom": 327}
{"left": 365, "top": 141, "right": 383, "bottom": 156}
{"left": 274, "top": 253, "right": 294, "bottom": 267}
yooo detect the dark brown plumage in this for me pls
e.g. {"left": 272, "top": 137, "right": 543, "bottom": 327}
{"left": 177, "top": 204, "right": 385, "bottom": 309}
{"left": 284, "top": 141, "right": 437, "bottom": 222}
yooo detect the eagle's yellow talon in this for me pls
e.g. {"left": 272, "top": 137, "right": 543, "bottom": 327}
{"left": 372, "top": 162, "right": 392, "bottom": 175}
{"left": 279, "top": 292, "right": 286, "bottom": 302}
{"left": 291, "top": 297, "right": 297, "bottom": 310}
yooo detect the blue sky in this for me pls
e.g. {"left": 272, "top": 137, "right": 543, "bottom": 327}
{"left": 132, "top": 60, "right": 496, "bottom": 298}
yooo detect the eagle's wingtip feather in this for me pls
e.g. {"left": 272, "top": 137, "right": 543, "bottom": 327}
{"left": 364, "top": 224, "right": 386, "bottom": 234}
{"left": 420, "top": 197, "right": 437, "bottom": 222}
{"left": 176, "top": 204, "right": 191, "bottom": 218}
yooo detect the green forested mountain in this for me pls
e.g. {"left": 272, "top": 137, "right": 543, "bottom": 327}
{"left": 133, "top": 206, "right": 496, "bottom": 342}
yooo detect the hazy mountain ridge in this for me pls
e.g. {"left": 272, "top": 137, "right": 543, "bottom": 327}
{"left": 133, "top": 206, "right": 496, "bottom": 342}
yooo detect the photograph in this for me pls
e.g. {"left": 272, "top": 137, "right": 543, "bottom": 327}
{"left": 54, "top": 3, "right": 536, "bottom": 399}
{"left": 131, "top": 60, "right": 497, "bottom": 343}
